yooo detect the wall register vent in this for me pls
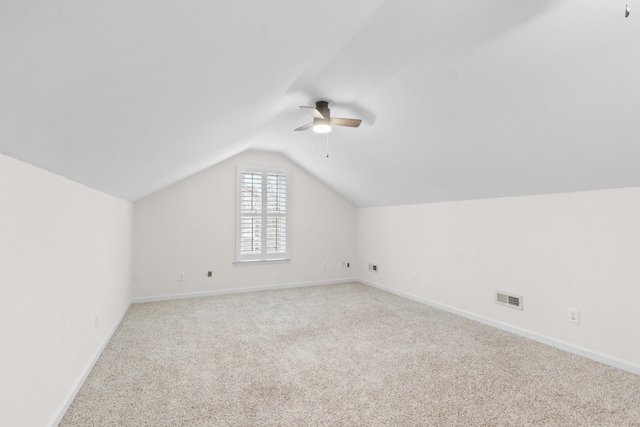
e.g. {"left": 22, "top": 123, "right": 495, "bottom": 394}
{"left": 495, "top": 291, "right": 523, "bottom": 310}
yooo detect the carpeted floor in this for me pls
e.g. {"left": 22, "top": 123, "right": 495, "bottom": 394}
{"left": 60, "top": 282, "right": 640, "bottom": 426}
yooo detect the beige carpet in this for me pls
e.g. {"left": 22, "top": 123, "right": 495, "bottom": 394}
{"left": 61, "top": 282, "right": 640, "bottom": 426}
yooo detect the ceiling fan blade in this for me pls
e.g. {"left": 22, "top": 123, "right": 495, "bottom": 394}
{"left": 330, "top": 118, "right": 362, "bottom": 128}
{"left": 300, "top": 106, "right": 325, "bottom": 119}
{"left": 294, "top": 122, "right": 315, "bottom": 131}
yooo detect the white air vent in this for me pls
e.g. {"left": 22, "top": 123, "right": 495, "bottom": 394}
{"left": 495, "top": 291, "right": 523, "bottom": 310}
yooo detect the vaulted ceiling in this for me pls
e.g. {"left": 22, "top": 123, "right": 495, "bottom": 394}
{"left": 2, "top": 1, "right": 640, "bottom": 207}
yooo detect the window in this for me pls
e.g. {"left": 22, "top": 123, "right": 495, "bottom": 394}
{"left": 236, "top": 165, "right": 289, "bottom": 263}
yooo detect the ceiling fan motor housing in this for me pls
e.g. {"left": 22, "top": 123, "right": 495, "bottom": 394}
{"left": 315, "top": 100, "right": 331, "bottom": 126}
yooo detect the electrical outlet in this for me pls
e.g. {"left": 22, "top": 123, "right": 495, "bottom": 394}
{"left": 178, "top": 272, "right": 185, "bottom": 281}
{"left": 322, "top": 262, "right": 327, "bottom": 271}
{"left": 567, "top": 308, "right": 580, "bottom": 324}
{"left": 207, "top": 271, "right": 212, "bottom": 277}
{"left": 368, "top": 263, "right": 378, "bottom": 272}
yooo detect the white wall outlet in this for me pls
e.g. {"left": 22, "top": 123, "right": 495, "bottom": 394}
{"left": 322, "top": 262, "right": 327, "bottom": 271}
{"left": 567, "top": 308, "right": 580, "bottom": 324}
{"left": 178, "top": 272, "right": 185, "bottom": 281}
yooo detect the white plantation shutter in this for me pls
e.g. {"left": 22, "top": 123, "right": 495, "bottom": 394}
{"left": 266, "top": 173, "right": 287, "bottom": 255}
{"left": 236, "top": 166, "right": 289, "bottom": 262}
{"left": 239, "top": 171, "right": 263, "bottom": 256}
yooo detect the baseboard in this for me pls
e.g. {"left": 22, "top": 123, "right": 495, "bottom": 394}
{"left": 131, "top": 277, "right": 359, "bottom": 304}
{"left": 359, "top": 278, "right": 640, "bottom": 377}
{"left": 47, "top": 302, "right": 131, "bottom": 427}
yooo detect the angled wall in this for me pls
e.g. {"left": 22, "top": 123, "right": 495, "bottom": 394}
{"left": 357, "top": 187, "right": 640, "bottom": 372}
{"left": 0, "top": 153, "right": 133, "bottom": 427}
{"left": 133, "top": 150, "right": 357, "bottom": 299}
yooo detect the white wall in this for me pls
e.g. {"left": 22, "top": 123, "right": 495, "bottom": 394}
{"left": 133, "top": 150, "right": 357, "bottom": 299}
{"left": 357, "top": 187, "right": 640, "bottom": 369}
{"left": 0, "top": 153, "right": 133, "bottom": 427}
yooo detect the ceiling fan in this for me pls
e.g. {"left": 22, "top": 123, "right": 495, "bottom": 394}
{"left": 294, "top": 100, "right": 362, "bottom": 133}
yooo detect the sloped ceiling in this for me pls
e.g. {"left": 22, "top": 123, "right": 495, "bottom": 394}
{"left": 2, "top": 0, "right": 640, "bottom": 207}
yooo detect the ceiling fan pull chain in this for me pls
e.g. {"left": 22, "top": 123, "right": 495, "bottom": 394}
{"left": 326, "top": 133, "right": 330, "bottom": 158}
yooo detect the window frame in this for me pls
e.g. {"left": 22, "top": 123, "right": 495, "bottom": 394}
{"left": 235, "top": 165, "right": 290, "bottom": 264}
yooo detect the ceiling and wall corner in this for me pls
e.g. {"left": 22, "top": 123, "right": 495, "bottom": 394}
{"left": 1, "top": 0, "right": 640, "bottom": 207}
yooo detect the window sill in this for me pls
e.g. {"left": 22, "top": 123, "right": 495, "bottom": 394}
{"left": 233, "top": 258, "right": 291, "bottom": 266}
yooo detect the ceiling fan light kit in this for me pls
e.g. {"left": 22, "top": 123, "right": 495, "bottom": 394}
{"left": 313, "top": 123, "right": 332, "bottom": 133}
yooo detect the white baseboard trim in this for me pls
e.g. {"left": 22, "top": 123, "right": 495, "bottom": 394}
{"left": 47, "top": 302, "right": 131, "bottom": 427}
{"left": 131, "top": 278, "right": 359, "bottom": 304}
{"left": 359, "top": 278, "right": 640, "bottom": 377}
